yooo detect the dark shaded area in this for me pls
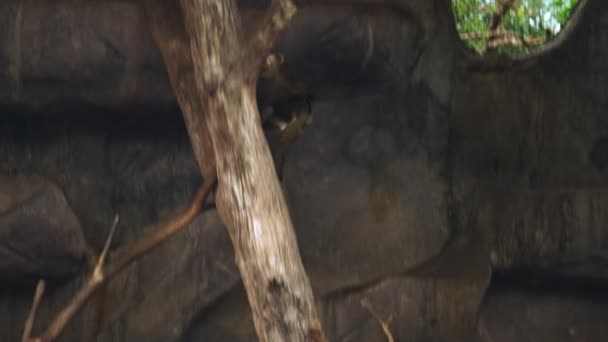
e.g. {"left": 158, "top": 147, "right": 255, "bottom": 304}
{"left": 0, "top": 0, "right": 607, "bottom": 341}
{"left": 480, "top": 271, "right": 608, "bottom": 342}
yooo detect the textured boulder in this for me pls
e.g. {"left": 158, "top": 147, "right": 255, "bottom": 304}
{"left": 0, "top": 1, "right": 172, "bottom": 110}
{"left": 0, "top": 0, "right": 608, "bottom": 341}
{"left": 284, "top": 92, "right": 450, "bottom": 293}
{"left": 0, "top": 173, "right": 89, "bottom": 280}
{"left": 477, "top": 283, "right": 608, "bottom": 342}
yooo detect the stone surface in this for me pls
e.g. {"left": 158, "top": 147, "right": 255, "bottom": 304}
{"left": 0, "top": 0, "right": 445, "bottom": 110}
{"left": 284, "top": 90, "right": 450, "bottom": 294}
{"left": 0, "top": 0, "right": 608, "bottom": 341}
{"left": 0, "top": 173, "right": 89, "bottom": 280}
{"left": 0, "top": 1, "right": 172, "bottom": 111}
{"left": 99, "top": 211, "right": 239, "bottom": 342}
{"left": 477, "top": 280, "right": 608, "bottom": 342}
{"left": 0, "top": 113, "right": 240, "bottom": 342}
{"left": 184, "top": 233, "right": 491, "bottom": 342}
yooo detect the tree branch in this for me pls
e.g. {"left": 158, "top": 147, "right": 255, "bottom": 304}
{"left": 361, "top": 297, "right": 394, "bottom": 342}
{"left": 143, "top": 0, "right": 217, "bottom": 179}
{"left": 21, "top": 280, "right": 45, "bottom": 342}
{"left": 485, "top": 34, "right": 544, "bottom": 49}
{"left": 482, "top": 0, "right": 517, "bottom": 54}
{"left": 243, "top": 0, "right": 297, "bottom": 73}
{"left": 177, "top": 0, "right": 326, "bottom": 340}
{"left": 460, "top": 30, "right": 547, "bottom": 50}
{"left": 488, "top": 0, "right": 516, "bottom": 32}
{"left": 23, "top": 177, "right": 216, "bottom": 342}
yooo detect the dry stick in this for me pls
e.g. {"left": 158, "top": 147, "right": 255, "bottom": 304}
{"left": 95, "top": 215, "right": 120, "bottom": 272}
{"left": 27, "top": 176, "right": 216, "bottom": 342}
{"left": 86, "top": 214, "right": 119, "bottom": 340}
{"left": 83, "top": 214, "right": 120, "bottom": 340}
{"left": 21, "top": 280, "right": 46, "bottom": 342}
{"left": 360, "top": 297, "right": 395, "bottom": 342}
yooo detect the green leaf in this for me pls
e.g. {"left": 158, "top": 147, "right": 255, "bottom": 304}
{"left": 451, "top": 0, "right": 579, "bottom": 55}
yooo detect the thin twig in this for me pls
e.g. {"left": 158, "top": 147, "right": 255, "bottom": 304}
{"left": 360, "top": 297, "right": 394, "bottom": 342}
{"left": 22, "top": 280, "right": 46, "bottom": 342}
{"left": 27, "top": 176, "right": 216, "bottom": 342}
{"left": 95, "top": 215, "right": 119, "bottom": 275}
{"left": 84, "top": 214, "right": 120, "bottom": 339}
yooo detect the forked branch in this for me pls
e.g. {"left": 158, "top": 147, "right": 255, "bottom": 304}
{"left": 22, "top": 176, "right": 216, "bottom": 342}
{"left": 361, "top": 297, "right": 395, "bottom": 342}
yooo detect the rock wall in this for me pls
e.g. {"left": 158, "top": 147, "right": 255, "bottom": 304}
{"left": 0, "top": 0, "right": 607, "bottom": 341}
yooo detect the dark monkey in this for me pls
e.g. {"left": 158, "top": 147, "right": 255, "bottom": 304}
{"left": 257, "top": 53, "right": 314, "bottom": 177}
{"left": 88, "top": 55, "right": 310, "bottom": 337}
{"left": 257, "top": 53, "right": 313, "bottom": 129}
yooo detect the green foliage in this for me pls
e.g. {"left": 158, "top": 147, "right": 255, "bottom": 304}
{"left": 452, "top": 0, "right": 579, "bottom": 55}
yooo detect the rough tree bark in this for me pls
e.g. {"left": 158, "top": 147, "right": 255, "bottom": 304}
{"left": 143, "top": 0, "right": 216, "bottom": 179}
{"left": 146, "top": 1, "right": 325, "bottom": 341}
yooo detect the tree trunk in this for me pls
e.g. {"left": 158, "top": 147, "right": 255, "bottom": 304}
{"left": 145, "top": 1, "right": 325, "bottom": 341}
{"left": 143, "top": 0, "right": 215, "bottom": 179}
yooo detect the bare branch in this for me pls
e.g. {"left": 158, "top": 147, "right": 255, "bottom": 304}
{"left": 243, "top": 0, "right": 297, "bottom": 73}
{"left": 460, "top": 30, "right": 547, "bottom": 50}
{"left": 361, "top": 297, "right": 394, "bottom": 342}
{"left": 485, "top": 34, "right": 540, "bottom": 49}
{"left": 144, "top": 0, "right": 217, "bottom": 179}
{"left": 95, "top": 215, "right": 119, "bottom": 274}
{"left": 22, "top": 280, "right": 45, "bottom": 342}
{"left": 26, "top": 177, "right": 216, "bottom": 342}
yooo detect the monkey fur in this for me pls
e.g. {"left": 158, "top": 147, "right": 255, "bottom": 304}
{"left": 257, "top": 53, "right": 314, "bottom": 178}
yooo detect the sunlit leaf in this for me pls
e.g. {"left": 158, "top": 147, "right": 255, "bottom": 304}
{"left": 451, "top": 0, "right": 579, "bottom": 55}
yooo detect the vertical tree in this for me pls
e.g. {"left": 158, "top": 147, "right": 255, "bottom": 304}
{"left": 145, "top": 0, "right": 325, "bottom": 340}
{"left": 21, "top": 1, "right": 325, "bottom": 341}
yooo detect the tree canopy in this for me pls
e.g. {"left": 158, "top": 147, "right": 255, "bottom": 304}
{"left": 452, "top": 0, "right": 579, "bottom": 55}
